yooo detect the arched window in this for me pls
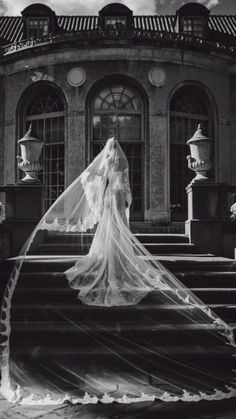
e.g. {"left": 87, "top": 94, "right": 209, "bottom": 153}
{"left": 23, "top": 87, "right": 65, "bottom": 209}
{"left": 170, "top": 86, "right": 212, "bottom": 220}
{"left": 91, "top": 84, "right": 144, "bottom": 220}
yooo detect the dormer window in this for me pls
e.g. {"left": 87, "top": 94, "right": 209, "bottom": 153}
{"left": 182, "top": 16, "right": 205, "bottom": 38}
{"left": 105, "top": 16, "right": 126, "bottom": 30}
{"left": 99, "top": 3, "right": 133, "bottom": 31}
{"left": 22, "top": 4, "right": 60, "bottom": 40}
{"left": 27, "top": 17, "right": 49, "bottom": 38}
{"left": 176, "top": 2, "right": 209, "bottom": 39}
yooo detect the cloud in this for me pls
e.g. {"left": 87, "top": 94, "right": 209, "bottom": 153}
{"left": 0, "top": 0, "right": 229, "bottom": 16}
{"left": 154, "top": 0, "right": 220, "bottom": 13}
{"left": 197, "top": 0, "right": 219, "bottom": 9}
{"left": 0, "top": 0, "right": 7, "bottom": 16}
{"left": 0, "top": 0, "right": 157, "bottom": 15}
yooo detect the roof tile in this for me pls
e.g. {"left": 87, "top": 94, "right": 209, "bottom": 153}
{"left": 0, "top": 15, "right": 235, "bottom": 45}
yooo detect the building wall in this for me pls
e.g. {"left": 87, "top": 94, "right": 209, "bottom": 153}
{"left": 0, "top": 65, "right": 4, "bottom": 186}
{"left": 1, "top": 44, "right": 233, "bottom": 222}
{"left": 229, "top": 73, "right": 236, "bottom": 186}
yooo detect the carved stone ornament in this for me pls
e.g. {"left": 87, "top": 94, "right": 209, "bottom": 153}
{"left": 186, "top": 124, "right": 213, "bottom": 182}
{"left": 17, "top": 124, "right": 44, "bottom": 184}
{"left": 148, "top": 67, "right": 166, "bottom": 87}
{"left": 67, "top": 67, "right": 86, "bottom": 87}
{"left": 31, "top": 71, "right": 54, "bottom": 82}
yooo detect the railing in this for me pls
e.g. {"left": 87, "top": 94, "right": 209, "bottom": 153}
{"left": 1, "top": 29, "right": 236, "bottom": 56}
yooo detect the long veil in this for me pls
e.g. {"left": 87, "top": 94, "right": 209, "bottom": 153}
{"left": 0, "top": 138, "right": 236, "bottom": 405}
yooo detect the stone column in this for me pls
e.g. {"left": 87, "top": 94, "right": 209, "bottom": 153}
{"left": 147, "top": 113, "right": 169, "bottom": 223}
{"left": 66, "top": 81, "right": 86, "bottom": 187}
{"left": 67, "top": 111, "right": 86, "bottom": 186}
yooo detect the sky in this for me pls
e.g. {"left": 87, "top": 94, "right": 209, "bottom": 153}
{"left": 0, "top": 0, "right": 236, "bottom": 16}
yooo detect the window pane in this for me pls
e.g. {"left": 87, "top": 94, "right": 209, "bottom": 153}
{"left": 183, "top": 16, "right": 203, "bottom": 37}
{"left": 105, "top": 16, "right": 126, "bottom": 29}
{"left": 91, "top": 84, "right": 143, "bottom": 219}
{"left": 28, "top": 17, "right": 49, "bottom": 38}
{"left": 93, "top": 86, "right": 141, "bottom": 111}
{"left": 25, "top": 91, "right": 65, "bottom": 209}
{"left": 170, "top": 88, "right": 210, "bottom": 220}
{"left": 26, "top": 91, "right": 64, "bottom": 116}
{"left": 118, "top": 115, "right": 141, "bottom": 142}
{"left": 93, "top": 115, "right": 117, "bottom": 141}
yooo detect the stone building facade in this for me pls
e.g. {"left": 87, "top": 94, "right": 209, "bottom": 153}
{"left": 0, "top": 1, "right": 236, "bottom": 227}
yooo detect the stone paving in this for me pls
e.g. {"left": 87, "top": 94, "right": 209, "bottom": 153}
{"left": 0, "top": 398, "right": 236, "bottom": 419}
{"left": 1, "top": 255, "right": 235, "bottom": 418}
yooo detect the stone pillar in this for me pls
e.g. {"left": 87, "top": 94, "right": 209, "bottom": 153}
{"left": 0, "top": 185, "right": 44, "bottom": 257}
{"left": 185, "top": 125, "right": 228, "bottom": 255}
{"left": 0, "top": 73, "right": 4, "bottom": 186}
{"left": 147, "top": 113, "right": 169, "bottom": 223}
{"left": 67, "top": 112, "right": 86, "bottom": 186}
{"left": 185, "top": 182, "right": 228, "bottom": 254}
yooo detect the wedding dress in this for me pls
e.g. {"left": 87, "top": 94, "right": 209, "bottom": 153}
{"left": 65, "top": 138, "right": 169, "bottom": 306}
{"left": 0, "top": 137, "right": 235, "bottom": 405}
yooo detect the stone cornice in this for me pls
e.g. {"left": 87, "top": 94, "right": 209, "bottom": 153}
{"left": 2, "top": 46, "right": 230, "bottom": 77}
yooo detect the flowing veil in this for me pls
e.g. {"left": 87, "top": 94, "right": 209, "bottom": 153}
{"left": 0, "top": 138, "right": 236, "bottom": 405}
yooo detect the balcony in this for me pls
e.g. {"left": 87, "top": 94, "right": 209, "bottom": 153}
{"left": 1, "top": 29, "right": 236, "bottom": 58}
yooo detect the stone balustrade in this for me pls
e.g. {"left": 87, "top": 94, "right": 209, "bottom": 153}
{"left": 1, "top": 29, "right": 236, "bottom": 57}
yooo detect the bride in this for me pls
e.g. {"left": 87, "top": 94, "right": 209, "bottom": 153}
{"left": 65, "top": 137, "right": 170, "bottom": 306}
{"left": 0, "top": 137, "right": 236, "bottom": 405}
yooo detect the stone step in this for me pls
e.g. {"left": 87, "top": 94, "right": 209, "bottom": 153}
{"left": 45, "top": 232, "right": 189, "bottom": 245}
{"left": 130, "top": 222, "right": 185, "bottom": 234}
{"left": 12, "top": 344, "right": 234, "bottom": 359}
{"left": 135, "top": 234, "right": 189, "bottom": 244}
{"left": 175, "top": 271, "right": 236, "bottom": 283}
{"left": 8, "top": 349, "right": 232, "bottom": 396}
{"left": 10, "top": 341, "right": 234, "bottom": 391}
{"left": 14, "top": 270, "right": 236, "bottom": 289}
{"left": 11, "top": 303, "right": 236, "bottom": 323}
{"left": 10, "top": 321, "right": 233, "bottom": 347}
{"left": 38, "top": 242, "right": 198, "bottom": 255}
{"left": 9, "top": 344, "right": 234, "bottom": 394}
{"left": 14, "top": 255, "right": 236, "bottom": 275}
{"left": 11, "top": 284, "right": 236, "bottom": 305}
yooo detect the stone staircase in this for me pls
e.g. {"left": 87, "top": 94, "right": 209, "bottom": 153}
{"left": 1, "top": 231, "right": 236, "bottom": 396}
{"left": 37, "top": 232, "right": 195, "bottom": 255}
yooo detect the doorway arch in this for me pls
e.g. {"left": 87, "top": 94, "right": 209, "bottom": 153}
{"left": 88, "top": 79, "right": 147, "bottom": 221}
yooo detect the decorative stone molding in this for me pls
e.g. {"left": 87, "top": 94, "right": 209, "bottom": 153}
{"left": 31, "top": 71, "right": 54, "bottom": 82}
{"left": 17, "top": 158, "right": 42, "bottom": 183}
{"left": 148, "top": 67, "right": 166, "bottom": 87}
{"left": 17, "top": 124, "right": 44, "bottom": 183}
{"left": 67, "top": 67, "right": 86, "bottom": 87}
{"left": 186, "top": 155, "right": 212, "bottom": 180}
{"left": 186, "top": 124, "right": 213, "bottom": 182}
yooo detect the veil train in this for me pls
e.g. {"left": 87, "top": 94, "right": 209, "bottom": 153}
{"left": 0, "top": 137, "right": 235, "bottom": 405}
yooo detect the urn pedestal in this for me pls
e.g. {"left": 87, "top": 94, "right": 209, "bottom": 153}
{"left": 186, "top": 124, "right": 213, "bottom": 183}
{"left": 0, "top": 185, "right": 44, "bottom": 257}
{"left": 185, "top": 125, "right": 229, "bottom": 255}
{"left": 17, "top": 124, "right": 43, "bottom": 184}
{"left": 185, "top": 182, "right": 228, "bottom": 255}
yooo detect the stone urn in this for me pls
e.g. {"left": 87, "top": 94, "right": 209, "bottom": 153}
{"left": 17, "top": 124, "right": 44, "bottom": 183}
{"left": 186, "top": 124, "right": 213, "bottom": 182}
